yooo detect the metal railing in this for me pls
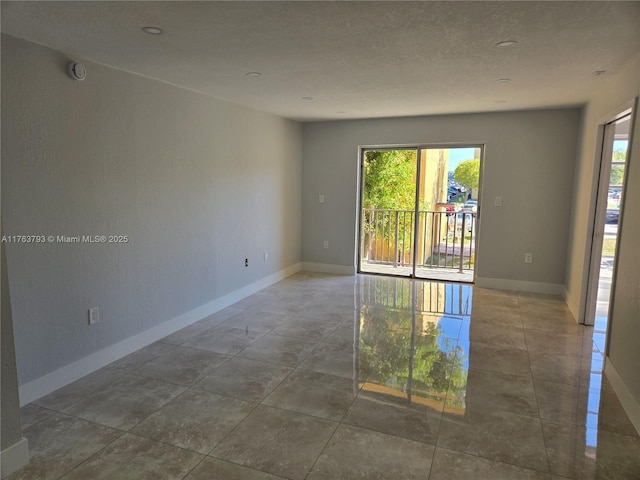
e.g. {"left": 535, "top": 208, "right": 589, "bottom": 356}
{"left": 361, "top": 208, "right": 476, "bottom": 273}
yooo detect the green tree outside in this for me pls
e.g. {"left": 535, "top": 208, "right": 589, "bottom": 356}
{"left": 363, "top": 150, "right": 416, "bottom": 210}
{"left": 610, "top": 149, "right": 626, "bottom": 185}
{"left": 453, "top": 159, "right": 480, "bottom": 190}
{"left": 610, "top": 165, "right": 625, "bottom": 185}
{"left": 362, "top": 150, "right": 417, "bottom": 261}
{"left": 612, "top": 149, "right": 626, "bottom": 163}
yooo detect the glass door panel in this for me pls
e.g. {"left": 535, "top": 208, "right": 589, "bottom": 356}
{"left": 359, "top": 149, "right": 418, "bottom": 277}
{"left": 413, "top": 147, "right": 481, "bottom": 282}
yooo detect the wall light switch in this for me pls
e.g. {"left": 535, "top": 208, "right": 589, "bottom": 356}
{"left": 323, "top": 240, "right": 329, "bottom": 249}
{"left": 88, "top": 307, "right": 99, "bottom": 325}
{"left": 494, "top": 196, "right": 503, "bottom": 207}
{"left": 319, "top": 194, "right": 325, "bottom": 204}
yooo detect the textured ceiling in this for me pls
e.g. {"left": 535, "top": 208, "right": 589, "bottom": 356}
{"left": 2, "top": 1, "right": 639, "bottom": 121}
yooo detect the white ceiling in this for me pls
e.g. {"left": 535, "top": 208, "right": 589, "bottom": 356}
{"left": 2, "top": 1, "right": 639, "bottom": 122}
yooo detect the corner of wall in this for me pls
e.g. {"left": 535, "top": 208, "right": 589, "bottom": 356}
{"left": 0, "top": 437, "right": 29, "bottom": 479}
{"left": 562, "top": 285, "right": 581, "bottom": 322}
{"left": 604, "top": 358, "right": 640, "bottom": 436}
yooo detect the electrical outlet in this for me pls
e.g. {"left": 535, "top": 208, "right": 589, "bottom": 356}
{"left": 245, "top": 258, "right": 249, "bottom": 267}
{"left": 323, "top": 240, "right": 329, "bottom": 249}
{"left": 524, "top": 253, "right": 533, "bottom": 264}
{"left": 88, "top": 307, "right": 99, "bottom": 325}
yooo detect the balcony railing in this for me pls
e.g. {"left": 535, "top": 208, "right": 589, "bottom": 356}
{"left": 361, "top": 208, "right": 476, "bottom": 273}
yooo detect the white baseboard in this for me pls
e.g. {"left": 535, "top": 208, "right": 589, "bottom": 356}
{"left": 18, "top": 263, "right": 302, "bottom": 406}
{"left": 301, "top": 262, "right": 355, "bottom": 275}
{"left": 475, "top": 276, "right": 564, "bottom": 295}
{"left": 1, "top": 437, "right": 29, "bottom": 478}
{"left": 604, "top": 357, "right": 640, "bottom": 436}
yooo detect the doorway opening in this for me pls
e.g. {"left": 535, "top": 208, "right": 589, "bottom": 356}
{"left": 585, "top": 109, "right": 633, "bottom": 338}
{"left": 358, "top": 145, "right": 483, "bottom": 282}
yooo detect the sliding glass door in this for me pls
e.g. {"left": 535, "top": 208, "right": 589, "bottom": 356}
{"left": 358, "top": 145, "right": 482, "bottom": 283}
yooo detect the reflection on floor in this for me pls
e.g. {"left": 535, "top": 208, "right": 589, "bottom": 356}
{"left": 12, "top": 273, "right": 640, "bottom": 480}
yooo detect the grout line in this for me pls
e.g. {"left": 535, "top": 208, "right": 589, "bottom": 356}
{"left": 520, "top": 293, "right": 554, "bottom": 476}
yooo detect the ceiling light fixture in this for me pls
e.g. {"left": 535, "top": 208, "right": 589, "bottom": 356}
{"left": 494, "top": 100, "right": 507, "bottom": 103}
{"left": 496, "top": 78, "right": 511, "bottom": 83}
{"left": 302, "top": 96, "right": 314, "bottom": 101}
{"left": 496, "top": 40, "right": 518, "bottom": 48}
{"left": 142, "top": 26, "right": 164, "bottom": 35}
{"left": 593, "top": 70, "right": 606, "bottom": 76}
{"left": 245, "top": 72, "right": 262, "bottom": 77}
{"left": 336, "top": 111, "right": 346, "bottom": 114}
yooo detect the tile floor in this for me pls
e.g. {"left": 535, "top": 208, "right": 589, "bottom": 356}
{"left": 11, "top": 273, "right": 640, "bottom": 480}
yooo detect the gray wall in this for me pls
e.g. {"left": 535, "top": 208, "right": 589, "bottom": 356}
{"left": 1, "top": 234, "right": 23, "bottom": 451}
{"left": 564, "top": 56, "right": 640, "bottom": 319}
{"left": 1, "top": 35, "right": 302, "bottom": 385}
{"left": 302, "top": 109, "right": 580, "bottom": 286}
{"left": 564, "top": 52, "right": 640, "bottom": 427}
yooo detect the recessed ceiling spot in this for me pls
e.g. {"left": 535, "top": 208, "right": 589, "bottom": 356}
{"left": 246, "top": 72, "right": 262, "bottom": 77}
{"left": 496, "top": 40, "right": 518, "bottom": 48}
{"left": 496, "top": 78, "right": 511, "bottom": 83}
{"left": 593, "top": 70, "right": 606, "bottom": 76}
{"left": 142, "top": 26, "right": 163, "bottom": 35}
{"left": 302, "top": 97, "right": 314, "bottom": 101}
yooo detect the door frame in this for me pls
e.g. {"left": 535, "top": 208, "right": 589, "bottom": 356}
{"left": 357, "top": 146, "right": 419, "bottom": 277}
{"left": 583, "top": 99, "right": 637, "bottom": 333}
{"left": 356, "top": 143, "right": 485, "bottom": 281}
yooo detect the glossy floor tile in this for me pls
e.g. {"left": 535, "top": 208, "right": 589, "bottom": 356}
{"left": 8, "top": 413, "right": 122, "bottom": 480}
{"left": 195, "top": 356, "right": 292, "bottom": 402}
{"left": 59, "top": 433, "right": 203, "bottom": 480}
{"left": 342, "top": 390, "right": 442, "bottom": 443}
{"left": 185, "top": 457, "right": 286, "bottom": 480}
{"left": 133, "top": 346, "right": 230, "bottom": 386}
{"left": 130, "top": 389, "right": 255, "bottom": 453}
{"left": 12, "top": 273, "right": 640, "bottom": 479}
{"left": 61, "top": 372, "right": 185, "bottom": 430}
{"left": 438, "top": 403, "right": 549, "bottom": 471}
{"left": 211, "top": 405, "right": 337, "bottom": 480}
{"left": 262, "top": 369, "right": 358, "bottom": 421}
{"left": 430, "top": 446, "right": 550, "bottom": 479}
{"left": 307, "top": 424, "right": 435, "bottom": 479}
{"left": 237, "top": 332, "right": 320, "bottom": 367}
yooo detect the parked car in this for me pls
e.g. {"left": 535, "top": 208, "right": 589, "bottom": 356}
{"left": 460, "top": 200, "right": 477, "bottom": 213}
{"left": 447, "top": 186, "right": 462, "bottom": 202}
{"left": 606, "top": 211, "right": 619, "bottom": 224}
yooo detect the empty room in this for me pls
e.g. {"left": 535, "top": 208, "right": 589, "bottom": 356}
{"left": 1, "top": 2, "right": 639, "bottom": 479}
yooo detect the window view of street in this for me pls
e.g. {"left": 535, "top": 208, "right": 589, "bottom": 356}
{"left": 596, "top": 139, "right": 628, "bottom": 329}
{"left": 359, "top": 147, "right": 482, "bottom": 282}
{"left": 594, "top": 115, "right": 629, "bottom": 338}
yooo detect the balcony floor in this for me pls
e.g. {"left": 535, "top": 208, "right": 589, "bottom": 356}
{"left": 360, "top": 263, "right": 474, "bottom": 283}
